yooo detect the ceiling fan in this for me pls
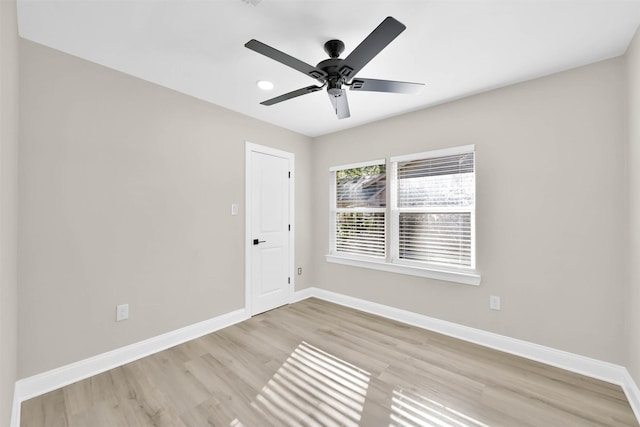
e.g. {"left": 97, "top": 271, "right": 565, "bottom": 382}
{"left": 245, "top": 16, "right": 424, "bottom": 119}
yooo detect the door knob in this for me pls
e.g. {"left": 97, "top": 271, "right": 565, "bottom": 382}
{"left": 253, "top": 239, "right": 266, "bottom": 245}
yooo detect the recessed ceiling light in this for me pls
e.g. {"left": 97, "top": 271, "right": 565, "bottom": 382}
{"left": 256, "top": 80, "right": 274, "bottom": 91}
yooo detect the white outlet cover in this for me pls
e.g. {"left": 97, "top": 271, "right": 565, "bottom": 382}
{"left": 489, "top": 296, "right": 501, "bottom": 311}
{"left": 116, "top": 303, "right": 129, "bottom": 321}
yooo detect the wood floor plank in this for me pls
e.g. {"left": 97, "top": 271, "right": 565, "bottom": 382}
{"left": 20, "top": 389, "right": 68, "bottom": 427}
{"left": 20, "top": 298, "right": 639, "bottom": 426}
{"left": 111, "top": 363, "right": 186, "bottom": 427}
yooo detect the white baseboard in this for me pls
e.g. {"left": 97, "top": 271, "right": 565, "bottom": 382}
{"left": 622, "top": 369, "right": 640, "bottom": 424}
{"left": 10, "top": 308, "right": 249, "bottom": 427}
{"left": 291, "top": 286, "right": 315, "bottom": 303}
{"left": 295, "top": 287, "right": 640, "bottom": 423}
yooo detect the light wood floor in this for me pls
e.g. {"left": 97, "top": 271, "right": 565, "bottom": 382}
{"left": 21, "top": 298, "right": 639, "bottom": 426}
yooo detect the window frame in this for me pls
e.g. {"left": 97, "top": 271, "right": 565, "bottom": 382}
{"left": 326, "top": 146, "right": 480, "bottom": 286}
{"left": 390, "top": 144, "right": 476, "bottom": 271}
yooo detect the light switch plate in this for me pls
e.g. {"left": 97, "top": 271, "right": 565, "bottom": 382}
{"left": 116, "top": 303, "right": 129, "bottom": 321}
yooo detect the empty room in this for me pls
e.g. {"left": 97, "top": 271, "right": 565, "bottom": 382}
{"left": 3, "top": 0, "right": 640, "bottom": 425}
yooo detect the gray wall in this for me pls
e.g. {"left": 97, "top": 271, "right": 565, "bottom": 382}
{"left": 312, "top": 58, "right": 628, "bottom": 364}
{"left": 18, "top": 40, "right": 313, "bottom": 377}
{"left": 627, "top": 26, "right": 640, "bottom": 385}
{"left": 0, "top": 0, "right": 19, "bottom": 424}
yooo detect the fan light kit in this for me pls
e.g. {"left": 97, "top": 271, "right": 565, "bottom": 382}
{"left": 256, "top": 80, "right": 274, "bottom": 91}
{"left": 245, "top": 16, "right": 424, "bottom": 119}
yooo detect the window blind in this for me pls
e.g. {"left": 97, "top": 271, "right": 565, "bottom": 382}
{"left": 336, "top": 174, "right": 386, "bottom": 209}
{"left": 336, "top": 212, "right": 386, "bottom": 257}
{"left": 397, "top": 153, "right": 474, "bottom": 208}
{"left": 398, "top": 212, "right": 472, "bottom": 267}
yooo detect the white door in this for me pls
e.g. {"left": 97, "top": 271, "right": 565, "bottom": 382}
{"left": 246, "top": 143, "right": 293, "bottom": 315}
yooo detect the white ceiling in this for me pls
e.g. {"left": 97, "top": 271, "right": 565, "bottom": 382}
{"left": 16, "top": 0, "right": 640, "bottom": 137}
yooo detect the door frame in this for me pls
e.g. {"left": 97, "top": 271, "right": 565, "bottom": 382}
{"left": 245, "top": 141, "right": 295, "bottom": 315}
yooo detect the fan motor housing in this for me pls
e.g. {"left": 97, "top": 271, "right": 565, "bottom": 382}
{"left": 316, "top": 58, "right": 343, "bottom": 75}
{"left": 317, "top": 57, "right": 348, "bottom": 92}
{"left": 323, "top": 39, "right": 345, "bottom": 58}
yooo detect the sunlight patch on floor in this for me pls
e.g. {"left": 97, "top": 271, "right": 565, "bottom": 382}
{"left": 390, "top": 388, "right": 490, "bottom": 427}
{"left": 233, "top": 341, "right": 371, "bottom": 426}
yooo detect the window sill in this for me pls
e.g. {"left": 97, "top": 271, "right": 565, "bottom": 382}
{"left": 325, "top": 255, "right": 481, "bottom": 286}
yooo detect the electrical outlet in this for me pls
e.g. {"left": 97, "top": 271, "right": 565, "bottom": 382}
{"left": 489, "top": 296, "right": 501, "bottom": 311}
{"left": 116, "top": 304, "right": 129, "bottom": 321}
{"left": 297, "top": 267, "right": 302, "bottom": 275}
{"left": 231, "top": 204, "right": 239, "bottom": 216}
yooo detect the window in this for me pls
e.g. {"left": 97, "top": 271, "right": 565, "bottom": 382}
{"left": 330, "top": 160, "right": 386, "bottom": 258}
{"left": 392, "top": 146, "right": 475, "bottom": 269}
{"left": 328, "top": 145, "right": 479, "bottom": 286}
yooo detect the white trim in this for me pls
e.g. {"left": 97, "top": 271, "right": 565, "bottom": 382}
{"left": 294, "top": 287, "right": 640, "bottom": 423}
{"left": 10, "top": 308, "right": 249, "bottom": 427}
{"left": 329, "top": 168, "right": 336, "bottom": 256}
{"left": 329, "top": 158, "right": 385, "bottom": 172}
{"left": 390, "top": 144, "right": 475, "bottom": 163}
{"left": 10, "top": 385, "right": 20, "bottom": 427}
{"left": 334, "top": 207, "right": 386, "bottom": 214}
{"left": 325, "top": 254, "right": 481, "bottom": 286}
{"left": 622, "top": 369, "right": 640, "bottom": 423}
{"left": 389, "top": 161, "right": 397, "bottom": 263}
{"left": 291, "top": 286, "right": 315, "bottom": 303}
{"left": 245, "top": 142, "right": 295, "bottom": 316}
{"left": 244, "top": 143, "right": 253, "bottom": 314}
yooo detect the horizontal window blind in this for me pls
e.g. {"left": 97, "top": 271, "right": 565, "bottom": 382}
{"left": 397, "top": 153, "right": 474, "bottom": 208}
{"left": 336, "top": 174, "right": 386, "bottom": 208}
{"left": 399, "top": 212, "right": 471, "bottom": 267}
{"left": 336, "top": 212, "right": 385, "bottom": 257}
{"left": 395, "top": 151, "right": 475, "bottom": 268}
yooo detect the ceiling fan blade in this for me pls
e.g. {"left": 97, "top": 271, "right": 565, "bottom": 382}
{"left": 339, "top": 17, "right": 406, "bottom": 80}
{"left": 350, "top": 78, "right": 424, "bottom": 94}
{"left": 261, "top": 85, "right": 323, "bottom": 106}
{"left": 328, "top": 90, "right": 350, "bottom": 119}
{"left": 245, "top": 39, "right": 327, "bottom": 80}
